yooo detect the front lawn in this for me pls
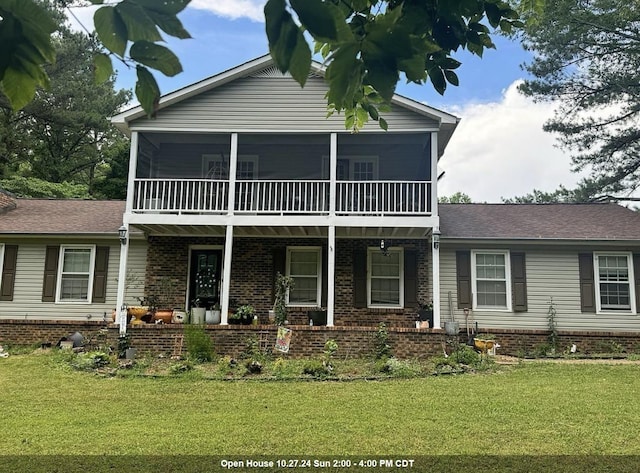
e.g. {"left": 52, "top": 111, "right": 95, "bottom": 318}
{"left": 1, "top": 353, "right": 640, "bottom": 459}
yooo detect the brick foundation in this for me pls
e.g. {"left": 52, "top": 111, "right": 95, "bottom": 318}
{"left": 2, "top": 320, "right": 639, "bottom": 358}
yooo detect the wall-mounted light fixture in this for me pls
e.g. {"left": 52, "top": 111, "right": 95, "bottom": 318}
{"left": 379, "top": 238, "right": 390, "bottom": 256}
{"left": 432, "top": 229, "right": 441, "bottom": 250}
{"left": 119, "top": 225, "right": 127, "bottom": 246}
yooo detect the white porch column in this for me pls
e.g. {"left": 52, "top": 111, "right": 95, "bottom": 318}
{"left": 220, "top": 225, "right": 234, "bottom": 325}
{"left": 432, "top": 229, "right": 441, "bottom": 329}
{"left": 430, "top": 131, "right": 438, "bottom": 216}
{"left": 115, "top": 223, "right": 130, "bottom": 335}
{"left": 326, "top": 225, "right": 336, "bottom": 326}
{"left": 227, "top": 133, "right": 238, "bottom": 215}
{"left": 329, "top": 133, "right": 337, "bottom": 216}
{"left": 125, "top": 132, "right": 139, "bottom": 214}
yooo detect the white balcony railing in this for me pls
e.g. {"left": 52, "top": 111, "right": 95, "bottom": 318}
{"left": 132, "top": 179, "right": 431, "bottom": 216}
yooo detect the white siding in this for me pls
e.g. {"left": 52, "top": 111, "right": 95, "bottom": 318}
{"left": 131, "top": 76, "right": 439, "bottom": 132}
{"left": 0, "top": 239, "right": 147, "bottom": 321}
{"left": 439, "top": 246, "right": 640, "bottom": 333}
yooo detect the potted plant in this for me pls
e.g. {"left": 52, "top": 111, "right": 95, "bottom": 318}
{"left": 416, "top": 301, "right": 433, "bottom": 328}
{"left": 230, "top": 304, "right": 255, "bottom": 325}
{"left": 307, "top": 307, "right": 327, "bottom": 326}
{"left": 191, "top": 298, "right": 206, "bottom": 324}
{"left": 206, "top": 303, "right": 221, "bottom": 324}
{"left": 153, "top": 276, "right": 176, "bottom": 323}
{"left": 273, "top": 272, "right": 294, "bottom": 326}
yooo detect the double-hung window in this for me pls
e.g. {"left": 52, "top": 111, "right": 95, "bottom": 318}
{"left": 368, "top": 248, "right": 404, "bottom": 308}
{"left": 472, "top": 250, "right": 511, "bottom": 311}
{"left": 286, "top": 247, "right": 321, "bottom": 306}
{"left": 57, "top": 246, "right": 95, "bottom": 303}
{"left": 594, "top": 253, "right": 635, "bottom": 313}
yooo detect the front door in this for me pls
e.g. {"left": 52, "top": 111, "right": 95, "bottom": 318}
{"left": 189, "top": 249, "right": 222, "bottom": 310}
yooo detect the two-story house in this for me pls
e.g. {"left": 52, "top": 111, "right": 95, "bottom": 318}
{"left": 110, "top": 54, "right": 459, "bottom": 332}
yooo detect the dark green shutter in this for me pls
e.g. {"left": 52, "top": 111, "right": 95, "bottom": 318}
{"left": 633, "top": 254, "right": 640, "bottom": 313}
{"left": 0, "top": 245, "right": 18, "bottom": 301}
{"left": 321, "top": 246, "right": 328, "bottom": 307}
{"left": 272, "top": 248, "right": 286, "bottom": 304}
{"left": 456, "top": 250, "right": 472, "bottom": 309}
{"left": 92, "top": 246, "right": 110, "bottom": 303}
{"left": 404, "top": 249, "right": 418, "bottom": 308}
{"left": 42, "top": 246, "right": 60, "bottom": 302}
{"left": 511, "top": 252, "right": 527, "bottom": 312}
{"left": 578, "top": 253, "right": 596, "bottom": 313}
{"left": 353, "top": 250, "right": 367, "bottom": 308}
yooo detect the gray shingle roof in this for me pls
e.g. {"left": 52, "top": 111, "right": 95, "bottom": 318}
{"left": 439, "top": 203, "right": 640, "bottom": 241}
{"left": 0, "top": 199, "right": 126, "bottom": 235}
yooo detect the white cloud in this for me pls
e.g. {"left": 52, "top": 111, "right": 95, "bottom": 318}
{"left": 439, "top": 81, "right": 584, "bottom": 203}
{"left": 190, "top": 0, "right": 266, "bottom": 22}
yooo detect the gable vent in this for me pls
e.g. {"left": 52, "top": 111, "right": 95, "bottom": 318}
{"left": 250, "top": 65, "right": 322, "bottom": 79}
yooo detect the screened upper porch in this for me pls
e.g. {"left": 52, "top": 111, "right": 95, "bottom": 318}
{"left": 132, "top": 132, "right": 434, "bottom": 216}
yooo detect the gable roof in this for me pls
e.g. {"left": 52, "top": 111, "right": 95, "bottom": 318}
{"left": 111, "top": 54, "right": 459, "bottom": 150}
{"left": 439, "top": 203, "right": 640, "bottom": 242}
{"left": 0, "top": 199, "right": 127, "bottom": 236}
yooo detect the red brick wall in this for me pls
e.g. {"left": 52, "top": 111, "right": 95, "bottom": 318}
{"left": 145, "top": 236, "right": 431, "bottom": 328}
{"left": 2, "top": 321, "right": 639, "bottom": 358}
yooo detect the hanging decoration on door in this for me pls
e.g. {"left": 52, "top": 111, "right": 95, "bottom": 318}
{"left": 195, "top": 267, "right": 216, "bottom": 297}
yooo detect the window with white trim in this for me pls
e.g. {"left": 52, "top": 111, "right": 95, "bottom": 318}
{"left": 594, "top": 253, "right": 636, "bottom": 313}
{"left": 368, "top": 248, "right": 404, "bottom": 308}
{"left": 286, "top": 247, "right": 322, "bottom": 306}
{"left": 472, "top": 250, "right": 512, "bottom": 311}
{"left": 57, "top": 246, "right": 95, "bottom": 303}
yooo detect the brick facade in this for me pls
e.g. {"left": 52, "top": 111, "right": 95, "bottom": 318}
{"left": 2, "top": 320, "right": 639, "bottom": 359}
{"left": 145, "top": 236, "right": 431, "bottom": 328}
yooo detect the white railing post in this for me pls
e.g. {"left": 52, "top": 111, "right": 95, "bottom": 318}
{"left": 330, "top": 133, "right": 337, "bottom": 216}
{"left": 227, "top": 134, "right": 238, "bottom": 215}
{"left": 431, "top": 131, "right": 438, "bottom": 216}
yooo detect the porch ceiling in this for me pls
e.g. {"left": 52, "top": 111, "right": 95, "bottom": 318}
{"left": 132, "top": 224, "right": 431, "bottom": 239}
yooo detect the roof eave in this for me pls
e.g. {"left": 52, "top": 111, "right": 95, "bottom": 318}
{"left": 441, "top": 237, "right": 640, "bottom": 246}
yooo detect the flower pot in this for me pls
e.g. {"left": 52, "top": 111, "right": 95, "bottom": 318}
{"left": 153, "top": 309, "right": 173, "bottom": 324}
{"left": 172, "top": 310, "right": 186, "bottom": 324}
{"left": 307, "top": 310, "right": 327, "bottom": 326}
{"left": 417, "top": 309, "right": 434, "bottom": 328}
{"left": 191, "top": 307, "right": 206, "bottom": 324}
{"left": 206, "top": 309, "right": 221, "bottom": 324}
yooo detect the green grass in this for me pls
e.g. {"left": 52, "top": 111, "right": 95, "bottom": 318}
{"left": 1, "top": 354, "right": 640, "bottom": 456}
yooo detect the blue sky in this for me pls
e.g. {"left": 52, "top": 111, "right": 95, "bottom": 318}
{"left": 70, "top": 1, "right": 581, "bottom": 202}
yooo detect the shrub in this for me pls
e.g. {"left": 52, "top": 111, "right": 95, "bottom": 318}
{"left": 169, "top": 360, "right": 194, "bottom": 374}
{"left": 373, "top": 323, "right": 391, "bottom": 360}
{"left": 377, "top": 357, "right": 422, "bottom": 378}
{"left": 302, "top": 359, "right": 332, "bottom": 378}
{"left": 450, "top": 345, "right": 481, "bottom": 366}
{"left": 70, "top": 351, "right": 111, "bottom": 371}
{"left": 184, "top": 324, "right": 214, "bottom": 362}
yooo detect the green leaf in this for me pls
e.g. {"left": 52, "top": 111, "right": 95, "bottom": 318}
{"left": 398, "top": 55, "right": 427, "bottom": 83}
{"left": 288, "top": 30, "right": 311, "bottom": 87}
{"left": 94, "top": 6, "right": 128, "bottom": 57}
{"left": 366, "top": 62, "right": 398, "bottom": 102}
{"left": 144, "top": 10, "right": 191, "bottom": 39}
{"left": 93, "top": 52, "right": 113, "bottom": 84}
{"left": 265, "top": 0, "right": 298, "bottom": 72}
{"left": 290, "top": 0, "right": 338, "bottom": 40}
{"left": 378, "top": 117, "right": 388, "bottom": 131}
{"left": 130, "top": 41, "right": 182, "bottom": 77}
{"left": 115, "top": 1, "right": 162, "bottom": 43}
{"left": 444, "top": 69, "right": 459, "bottom": 86}
{"left": 428, "top": 67, "right": 446, "bottom": 95}
{"left": 135, "top": 65, "right": 160, "bottom": 117}
{"left": 133, "top": 0, "right": 190, "bottom": 15}
{"left": 1, "top": 66, "right": 37, "bottom": 111}
{"left": 440, "top": 57, "right": 462, "bottom": 70}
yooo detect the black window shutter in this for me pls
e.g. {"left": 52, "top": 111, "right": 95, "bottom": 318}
{"left": 92, "top": 246, "right": 110, "bottom": 303}
{"left": 578, "top": 252, "right": 596, "bottom": 312}
{"left": 272, "top": 248, "right": 286, "bottom": 304}
{"left": 321, "top": 246, "right": 328, "bottom": 307}
{"left": 404, "top": 249, "right": 418, "bottom": 308}
{"left": 633, "top": 254, "right": 640, "bottom": 313}
{"left": 353, "top": 249, "right": 367, "bottom": 308}
{"left": 511, "top": 252, "right": 527, "bottom": 312}
{"left": 456, "top": 250, "right": 472, "bottom": 309}
{"left": 42, "top": 246, "right": 60, "bottom": 302}
{"left": 0, "top": 245, "right": 18, "bottom": 301}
